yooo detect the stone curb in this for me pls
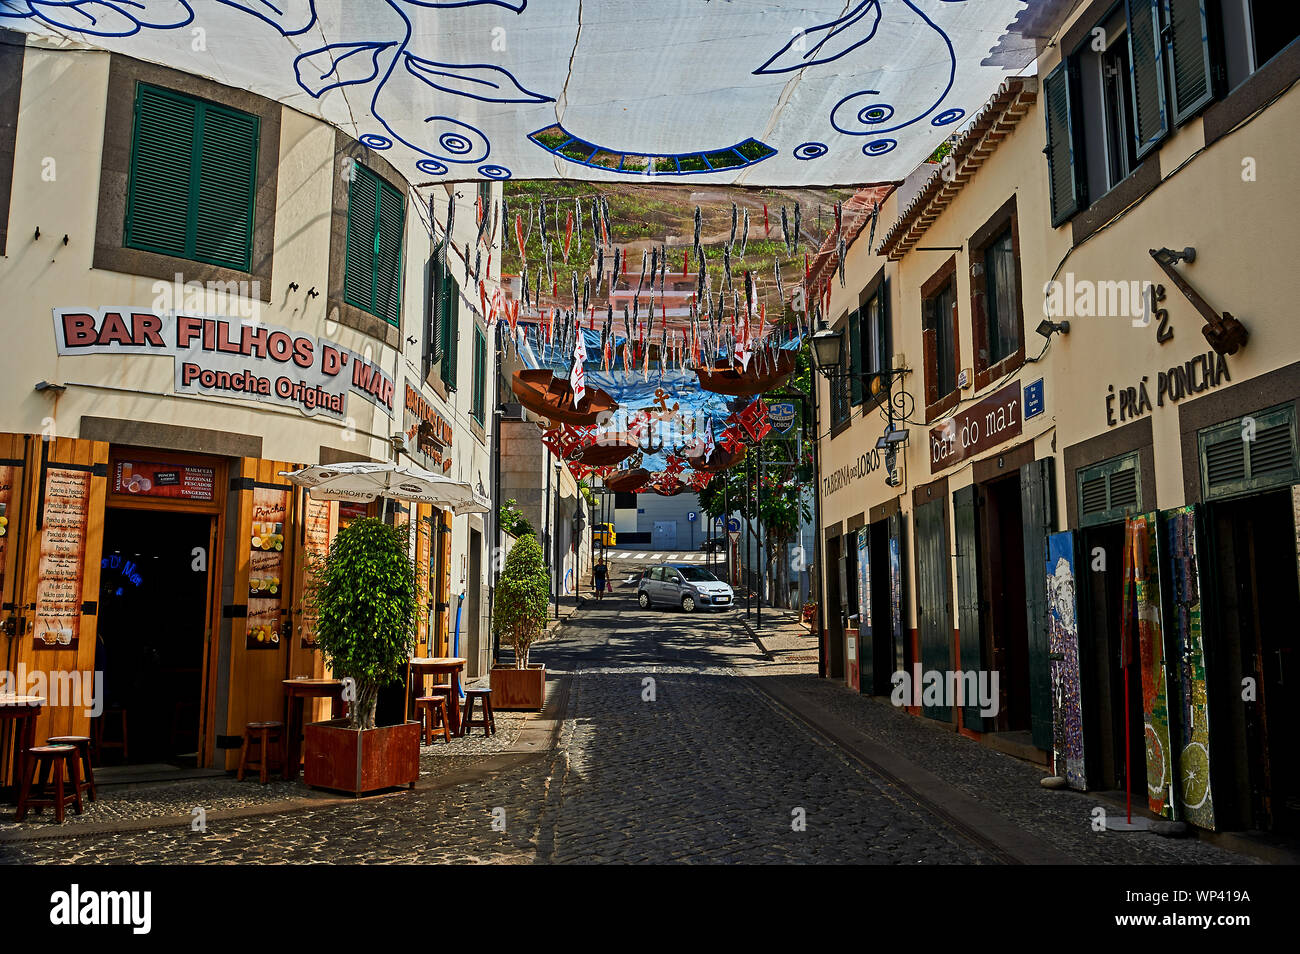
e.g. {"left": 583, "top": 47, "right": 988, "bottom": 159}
{"left": 0, "top": 673, "right": 573, "bottom": 846}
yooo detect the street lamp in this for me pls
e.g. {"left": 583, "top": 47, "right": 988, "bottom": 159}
{"left": 809, "top": 320, "right": 843, "bottom": 373}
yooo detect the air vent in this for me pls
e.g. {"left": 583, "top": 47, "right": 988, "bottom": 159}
{"left": 1250, "top": 423, "right": 1294, "bottom": 479}
{"left": 1109, "top": 467, "right": 1138, "bottom": 509}
{"left": 1204, "top": 438, "right": 1246, "bottom": 487}
{"left": 1080, "top": 475, "right": 1109, "bottom": 516}
{"left": 1200, "top": 404, "right": 1299, "bottom": 501}
{"left": 1077, "top": 453, "right": 1141, "bottom": 528}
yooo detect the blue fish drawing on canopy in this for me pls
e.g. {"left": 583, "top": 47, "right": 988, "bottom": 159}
{"left": 0, "top": 0, "right": 1037, "bottom": 184}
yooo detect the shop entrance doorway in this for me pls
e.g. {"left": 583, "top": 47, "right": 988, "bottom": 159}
{"left": 1079, "top": 522, "right": 1146, "bottom": 795}
{"left": 980, "top": 473, "right": 1030, "bottom": 733}
{"left": 95, "top": 508, "right": 213, "bottom": 766}
{"left": 1209, "top": 489, "right": 1300, "bottom": 832}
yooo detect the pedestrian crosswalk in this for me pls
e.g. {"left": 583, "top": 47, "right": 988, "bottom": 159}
{"left": 604, "top": 549, "right": 716, "bottom": 564}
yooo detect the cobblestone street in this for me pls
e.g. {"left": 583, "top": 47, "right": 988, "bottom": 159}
{"left": 0, "top": 594, "right": 1256, "bottom": 864}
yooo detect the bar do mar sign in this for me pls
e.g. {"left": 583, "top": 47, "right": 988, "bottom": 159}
{"left": 929, "top": 381, "right": 1022, "bottom": 473}
{"left": 53, "top": 309, "right": 395, "bottom": 420}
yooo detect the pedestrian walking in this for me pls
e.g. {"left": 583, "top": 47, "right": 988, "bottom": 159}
{"left": 593, "top": 559, "right": 608, "bottom": 599}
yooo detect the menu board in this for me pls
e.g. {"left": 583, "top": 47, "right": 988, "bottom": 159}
{"left": 337, "top": 501, "right": 368, "bottom": 527}
{"left": 246, "top": 486, "right": 289, "bottom": 650}
{"left": 112, "top": 459, "right": 215, "bottom": 501}
{"left": 300, "top": 497, "right": 334, "bottom": 649}
{"left": 0, "top": 465, "right": 14, "bottom": 599}
{"left": 33, "top": 467, "right": 90, "bottom": 649}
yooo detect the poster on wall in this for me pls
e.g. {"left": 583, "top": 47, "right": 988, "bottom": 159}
{"left": 1045, "top": 531, "right": 1086, "bottom": 791}
{"left": 856, "top": 527, "right": 871, "bottom": 688}
{"left": 32, "top": 467, "right": 91, "bottom": 650}
{"left": 1122, "top": 513, "right": 1173, "bottom": 818}
{"left": 0, "top": 464, "right": 15, "bottom": 600}
{"left": 112, "top": 460, "right": 215, "bottom": 501}
{"left": 247, "top": 486, "right": 289, "bottom": 650}
{"left": 300, "top": 497, "right": 335, "bottom": 650}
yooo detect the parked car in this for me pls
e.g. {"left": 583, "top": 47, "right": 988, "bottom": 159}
{"left": 637, "top": 564, "right": 734, "bottom": 612}
{"left": 592, "top": 523, "right": 616, "bottom": 547}
{"left": 699, "top": 537, "right": 727, "bottom": 553}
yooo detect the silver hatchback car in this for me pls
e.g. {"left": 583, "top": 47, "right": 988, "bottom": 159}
{"left": 637, "top": 564, "right": 734, "bottom": 612}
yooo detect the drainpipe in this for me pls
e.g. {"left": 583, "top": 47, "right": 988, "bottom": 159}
{"left": 809, "top": 359, "right": 826, "bottom": 679}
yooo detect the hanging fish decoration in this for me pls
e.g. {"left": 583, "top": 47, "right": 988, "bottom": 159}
{"left": 792, "top": 203, "right": 801, "bottom": 253}
{"left": 740, "top": 208, "right": 750, "bottom": 258}
{"left": 834, "top": 200, "right": 843, "bottom": 237}
{"left": 538, "top": 201, "right": 549, "bottom": 247}
{"left": 682, "top": 248, "right": 690, "bottom": 277}
{"left": 488, "top": 200, "right": 498, "bottom": 248}
{"left": 763, "top": 203, "right": 770, "bottom": 237}
{"left": 524, "top": 203, "right": 535, "bottom": 246}
{"left": 544, "top": 242, "right": 553, "bottom": 292}
{"left": 476, "top": 198, "right": 490, "bottom": 247}
{"left": 571, "top": 273, "right": 580, "bottom": 316}
{"left": 443, "top": 194, "right": 455, "bottom": 272}
{"left": 464, "top": 241, "right": 471, "bottom": 284}
{"left": 562, "top": 209, "right": 574, "bottom": 263}
{"left": 612, "top": 247, "right": 621, "bottom": 288}
{"left": 659, "top": 244, "right": 667, "bottom": 294}
{"left": 780, "top": 206, "right": 790, "bottom": 252}
{"left": 574, "top": 196, "right": 583, "bottom": 256}
{"left": 729, "top": 203, "right": 738, "bottom": 250}
{"left": 521, "top": 264, "right": 530, "bottom": 311}
{"left": 774, "top": 258, "right": 785, "bottom": 312}
{"left": 867, "top": 201, "right": 879, "bottom": 253}
{"left": 582, "top": 276, "right": 590, "bottom": 316}
{"left": 601, "top": 195, "right": 611, "bottom": 246}
{"left": 659, "top": 315, "right": 667, "bottom": 374}
{"left": 650, "top": 246, "right": 658, "bottom": 289}
{"left": 838, "top": 234, "right": 847, "bottom": 287}
{"left": 596, "top": 246, "right": 605, "bottom": 293}
{"left": 723, "top": 245, "right": 734, "bottom": 293}
{"left": 554, "top": 199, "right": 563, "bottom": 249}
{"left": 623, "top": 304, "right": 632, "bottom": 355}
{"left": 693, "top": 206, "right": 702, "bottom": 255}
{"left": 743, "top": 270, "right": 754, "bottom": 321}
{"left": 638, "top": 250, "right": 648, "bottom": 293}
{"left": 515, "top": 213, "right": 526, "bottom": 263}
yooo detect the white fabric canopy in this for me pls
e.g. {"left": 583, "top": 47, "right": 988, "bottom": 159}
{"left": 2, "top": 0, "right": 1039, "bottom": 185}
{"left": 280, "top": 462, "right": 491, "bottom": 514}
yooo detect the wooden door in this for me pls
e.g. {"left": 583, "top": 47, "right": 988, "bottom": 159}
{"left": 953, "top": 485, "right": 986, "bottom": 731}
{"left": 1020, "top": 457, "right": 1057, "bottom": 750}
{"left": 914, "top": 496, "right": 951, "bottom": 722}
{"left": 14, "top": 437, "right": 110, "bottom": 752}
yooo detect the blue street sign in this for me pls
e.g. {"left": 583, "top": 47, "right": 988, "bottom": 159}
{"left": 727, "top": 517, "right": 741, "bottom": 532}
{"left": 1024, "top": 378, "right": 1045, "bottom": 419}
{"left": 687, "top": 511, "right": 697, "bottom": 522}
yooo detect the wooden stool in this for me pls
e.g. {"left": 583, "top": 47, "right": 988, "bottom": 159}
{"left": 15, "top": 745, "right": 83, "bottom": 823}
{"left": 236, "top": 721, "right": 284, "bottom": 784}
{"left": 460, "top": 688, "right": 495, "bottom": 737}
{"left": 46, "top": 736, "right": 96, "bottom": 803}
{"left": 92, "top": 706, "right": 128, "bottom": 763}
{"left": 415, "top": 694, "right": 451, "bottom": 744}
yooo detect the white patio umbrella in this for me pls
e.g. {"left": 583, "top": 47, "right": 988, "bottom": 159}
{"left": 278, "top": 462, "right": 490, "bottom": 515}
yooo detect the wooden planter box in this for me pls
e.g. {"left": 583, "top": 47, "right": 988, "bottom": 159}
{"left": 303, "top": 719, "right": 421, "bottom": 795}
{"left": 490, "top": 664, "right": 547, "bottom": 711}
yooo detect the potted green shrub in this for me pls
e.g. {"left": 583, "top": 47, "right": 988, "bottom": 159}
{"left": 490, "top": 533, "right": 550, "bottom": 710}
{"left": 303, "top": 517, "right": 421, "bottom": 794}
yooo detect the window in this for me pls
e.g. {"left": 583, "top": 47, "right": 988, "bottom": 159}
{"left": 854, "top": 277, "right": 891, "bottom": 407}
{"left": 922, "top": 261, "right": 959, "bottom": 417}
{"left": 1221, "top": 0, "right": 1300, "bottom": 89}
{"left": 424, "top": 250, "right": 457, "bottom": 381}
{"left": 970, "top": 201, "right": 1023, "bottom": 387}
{"left": 124, "top": 83, "right": 258, "bottom": 270}
{"left": 1199, "top": 404, "right": 1299, "bottom": 501}
{"left": 471, "top": 322, "right": 488, "bottom": 423}
{"left": 439, "top": 272, "right": 459, "bottom": 391}
{"left": 344, "top": 163, "right": 405, "bottom": 326}
{"left": 1077, "top": 452, "right": 1142, "bottom": 527}
{"left": 830, "top": 316, "right": 852, "bottom": 428}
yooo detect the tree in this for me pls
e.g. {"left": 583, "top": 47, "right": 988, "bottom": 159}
{"left": 493, "top": 533, "right": 550, "bottom": 668}
{"left": 697, "top": 344, "right": 813, "bottom": 607}
{"left": 309, "top": 517, "right": 419, "bottom": 730}
{"left": 499, "top": 498, "right": 534, "bottom": 537}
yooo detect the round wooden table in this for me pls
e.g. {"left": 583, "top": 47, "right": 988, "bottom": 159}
{"left": 407, "top": 658, "right": 467, "bottom": 735}
{"left": 282, "top": 679, "right": 345, "bottom": 781}
{"left": 1, "top": 694, "right": 45, "bottom": 806}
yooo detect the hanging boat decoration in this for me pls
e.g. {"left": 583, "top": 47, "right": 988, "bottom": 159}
{"left": 693, "top": 349, "right": 796, "bottom": 396}
{"left": 510, "top": 369, "right": 618, "bottom": 425}
{"left": 650, "top": 474, "right": 686, "bottom": 497}
{"left": 569, "top": 431, "right": 639, "bottom": 467}
{"left": 694, "top": 443, "right": 746, "bottom": 473}
{"left": 604, "top": 467, "right": 650, "bottom": 493}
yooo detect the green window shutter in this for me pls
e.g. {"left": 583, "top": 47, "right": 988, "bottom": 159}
{"left": 441, "top": 278, "right": 459, "bottom": 392}
{"left": 125, "top": 84, "right": 257, "bottom": 270}
{"left": 1042, "top": 61, "right": 1086, "bottom": 226}
{"left": 1164, "top": 0, "right": 1217, "bottom": 125}
{"left": 426, "top": 253, "right": 445, "bottom": 371}
{"left": 952, "top": 485, "right": 986, "bottom": 732}
{"left": 915, "top": 497, "right": 951, "bottom": 723}
{"left": 1127, "top": 0, "right": 1169, "bottom": 159}
{"left": 126, "top": 86, "right": 197, "bottom": 259}
{"left": 1078, "top": 452, "right": 1142, "bottom": 527}
{"left": 849, "top": 309, "right": 863, "bottom": 406}
{"left": 344, "top": 167, "right": 378, "bottom": 313}
{"left": 472, "top": 324, "right": 487, "bottom": 421}
{"left": 193, "top": 106, "right": 258, "bottom": 269}
{"left": 374, "top": 180, "right": 405, "bottom": 326}
{"left": 1199, "top": 404, "right": 1300, "bottom": 500}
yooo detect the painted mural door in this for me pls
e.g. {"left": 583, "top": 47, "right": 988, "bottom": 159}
{"left": 953, "top": 485, "right": 985, "bottom": 731}
{"left": 1160, "top": 505, "right": 1215, "bottom": 830}
{"left": 857, "top": 527, "right": 871, "bottom": 693}
{"left": 915, "top": 497, "right": 951, "bottom": 722}
{"left": 887, "top": 511, "right": 905, "bottom": 678}
{"left": 1122, "top": 513, "right": 1173, "bottom": 818}
{"left": 1046, "top": 531, "right": 1086, "bottom": 791}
